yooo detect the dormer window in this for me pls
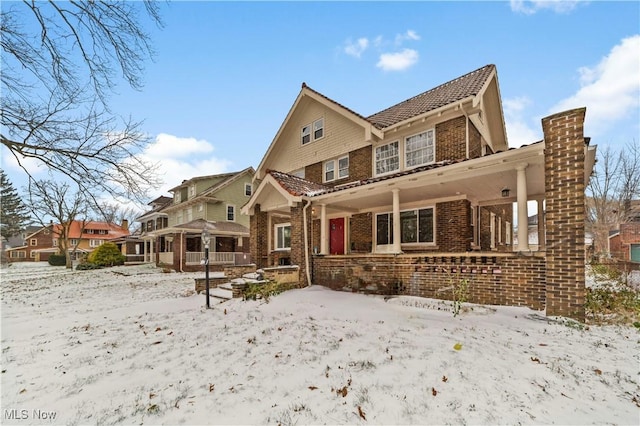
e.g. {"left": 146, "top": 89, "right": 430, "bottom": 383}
{"left": 301, "top": 118, "right": 324, "bottom": 145}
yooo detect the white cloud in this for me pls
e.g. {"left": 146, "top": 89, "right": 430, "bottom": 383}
{"left": 140, "top": 133, "right": 231, "bottom": 197}
{"left": 510, "top": 0, "right": 584, "bottom": 15}
{"left": 549, "top": 35, "right": 640, "bottom": 137}
{"left": 395, "top": 30, "right": 420, "bottom": 45}
{"left": 503, "top": 96, "right": 541, "bottom": 147}
{"left": 376, "top": 49, "right": 419, "bottom": 72}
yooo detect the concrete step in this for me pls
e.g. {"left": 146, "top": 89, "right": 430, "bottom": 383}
{"left": 208, "top": 287, "right": 232, "bottom": 301}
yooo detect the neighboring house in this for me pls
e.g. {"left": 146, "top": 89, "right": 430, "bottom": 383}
{"left": 243, "top": 64, "right": 597, "bottom": 320}
{"left": 609, "top": 223, "right": 640, "bottom": 262}
{"left": 137, "top": 168, "right": 254, "bottom": 272}
{"left": 5, "top": 224, "right": 55, "bottom": 262}
{"left": 52, "top": 220, "right": 131, "bottom": 260}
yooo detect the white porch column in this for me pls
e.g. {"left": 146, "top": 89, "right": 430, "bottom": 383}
{"left": 516, "top": 164, "right": 529, "bottom": 251}
{"left": 320, "top": 204, "right": 328, "bottom": 255}
{"left": 392, "top": 189, "right": 402, "bottom": 253}
{"left": 537, "top": 199, "right": 545, "bottom": 251}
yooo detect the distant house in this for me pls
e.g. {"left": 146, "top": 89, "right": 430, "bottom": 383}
{"left": 243, "top": 64, "right": 597, "bottom": 320}
{"left": 137, "top": 168, "right": 254, "bottom": 272}
{"left": 5, "top": 224, "right": 55, "bottom": 262}
{"left": 609, "top": 223, "right": 640, "bottom": 262}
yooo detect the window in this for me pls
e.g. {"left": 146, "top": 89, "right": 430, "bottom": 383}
{"left": 376, "top": 207, "right": 435, "bottom": 245}
{"left": 70, "top": 239, "right": 79, "bottom": 246}
{"left": 301, "top": 125, "right": 311, "bottom": 144}
{"left": 185, "top": 208, "right": 193, "bottom": 222}
{"left": 189, "top": 185, "right": 195, "bottom": 197}
{"left": 90, "top": 239, "right": 103, "bottom": 248}
{"left": 275, "top": 223, "right": 291, "bottom": 250}
{"left": 10, "top": 251, "right": 26, "bottom": 259}
{"left": 375, "top": 141, "right": 399, "bottom": 175}
{"left": 198, "top": 203, "right": 204, "bottom": 212}
{"left": 245, "top": 183, "right": 252, "bottom": 196}
{"left": 30, "top": 251, "right": 36, "bottom": 258}
{"left": 490, "top": 212, "right": 496, "bottom": 249}
{"left": 227, "top": 205, "right": 235, "bottom": 221}
{"left": 324, "top": 161, "right": 335, "bottom": 182}
{"left": 338, "top": 156, "right": 349, "bottom": 179}
{"left": 405, "top": 129, "right": 435, "bottom": 168}
{"left": 53, "top": 239, "right": 58, "bottom": 247}
{"left": 505, "top": 221, "right": 512, "bottom": 245}
{"left": 30, "top": 238, "right": 37, "bottom": 246}
{"left": 301, "top": 118, "right": 324, "bottom": 145}
{"left": 313, "top": 118, "right": 324, "bottom": 140}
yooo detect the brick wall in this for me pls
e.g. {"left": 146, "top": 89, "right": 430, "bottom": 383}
{"left": 469, "top": 122, "right": 482, "bottom": 159}
{"left": 305, "top": 162, "right": 322, "bottom": 185}
{"left": 350, "top": 212, "right": 373, "bottom": 252}
{"left": 312, "top": 253, "right": 546, "bottom": 310}
{"left": 250, "top": 204, "right": 269, "bottom": 269}
{"left": 350, "top": 146, "right": 372, "bottom": 181}
{"left": 543, "top": 108, "right": 587, "bottom": 321}
{"left": 479, "top": 205, "right": 513, "bottom": 252}
{"left": 290, "top": 202, "right": 312, "bottom": 285}
{"left": 436, "top": 200, "right": 472, "bottom": 251}
{"left": 436, "top": 117, "right": 467, "bottom": 162}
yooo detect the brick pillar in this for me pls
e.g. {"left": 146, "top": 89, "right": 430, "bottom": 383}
{"left": 543, "top": 108, "right": 587, "bottom": 321}
{"left": 290, "top": 202, "right": 311, "bottom": 286}
{"left": 250, "top": 204, "right": 268, "bottom": 269}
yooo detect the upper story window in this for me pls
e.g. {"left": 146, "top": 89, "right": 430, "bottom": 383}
{"left": 70, "top": 239, "right": 79, "bottom": 246}
{"left": 375, "top": 141, "right": 399, "bottom": 176}
{"left": 198, "top": 203, "right": 204, "bottom": 212}
{"left": 324, "top": 156, "right": 349, "bottom": 182}
{"left": 227, "top": 205, "right": 235, "bottom": 221}
{"left": 405, "top": 129, "right": 435, "bottom": 168}
{"left": 245, "top": 183, "right": 252, "bottom": 196}
{"left": 301, "top": 118, "right": 324, "bottom": 145}
{"left": 189, "top": 185, "right": 195, "bottom": 197}
{"left": 90, "top": 239, "right": 103, "bottom": 248}
{"left": 30, "top": 238, "right": 37, "bottom": 246}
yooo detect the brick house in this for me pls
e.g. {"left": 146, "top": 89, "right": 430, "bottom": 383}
{"left": 5, "top": 224, "right": 55, "bottom": 262}
{"left": 243, "top": 64, "right": 597, "bottom": 321}
{"left": 609, "top": 223, "right": 640, "bottom": 262}
{"left": 137, "top": 168, "right": 254, "bottom": 272}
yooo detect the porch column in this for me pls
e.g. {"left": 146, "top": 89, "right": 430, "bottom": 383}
{"left": 392, "top": 189, "right": 402, "bottom": 253}
{"left": 537, "top": 199, "right": 545, "bottom": 251}
{"left": 516, "top": 163, "right": 529, "bottom": 251}
{"left": 320, "top": 204, "right": 328, "bottom": 255}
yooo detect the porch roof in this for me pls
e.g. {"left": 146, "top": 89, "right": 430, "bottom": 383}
{"left": 146, "top": 219, "right": 249, "bottom": 237}
{"left": 245, "top": 140, "right": 596, "bottom": 216}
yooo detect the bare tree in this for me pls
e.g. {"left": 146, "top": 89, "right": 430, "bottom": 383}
{"left": 95, "top": 201, "right": 140, "bottom": 230}
{"left": 587, "top": 142, "right": 640, "bottom": 257}
{"left": 28, "top": 180, "right": 91, "bottom": 269}
{"left": 1, "top": 1, "right": 163, "bottom": 205}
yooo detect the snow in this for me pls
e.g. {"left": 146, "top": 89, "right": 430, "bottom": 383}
{"left": 1, "top": 262, "right": 638, "bottom": 425}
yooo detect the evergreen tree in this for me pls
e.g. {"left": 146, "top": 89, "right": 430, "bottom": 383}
{"left": 0, "top": 169, "right": 31, "bottom": 240}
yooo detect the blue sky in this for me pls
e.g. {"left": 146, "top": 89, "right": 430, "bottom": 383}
{"left": 3, "top": 0, "right": 639, "bottom": 202}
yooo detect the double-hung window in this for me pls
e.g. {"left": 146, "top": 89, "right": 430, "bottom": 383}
{"left": 301, "top": 118, "right": 324, "bottom": 145}
{"left": 275, "top": 223, "right": 291, "bottom": 250}
{"left": 405, "top": 129, "right": 434, "bottom": 168}
{"left": 324, "top": 156, "right": 349, "bottom": 182}
{"left": 244, "top": 183, "right": 252, "bottom": 196}
{"left": 227, "top": 205, "right": 235, "bottom": 221}
{"left": 375, "top": 141, "right": 399, "bottom": 175}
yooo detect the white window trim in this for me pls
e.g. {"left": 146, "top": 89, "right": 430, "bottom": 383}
{"left": 227, "top": 204, "right": 236, "bottom": 222}
{"left": 274, "top": 223, "right": 291, "bottom": 251}
{"left": 404, "top": 129, "right": 435, "bottom": 169}
{"left": 374, "top": 141, "right": 400, "bottom": 177}
{"left": 301, "top": 118, "right": 324, "bottom": 145}
{"left": 244, "top": 183, "right": 253, "bottom": 196}
{"left": 30, "top": 238, "right": 37, "bottom": 246}
{"left": 506, "top": 221, "right": 512, "bottom": 245}
{"left": 490, "top": 212, "right": 496, "bottom": 249}
{"left": 323, "top": 155, "right": 349, "bottom": 183}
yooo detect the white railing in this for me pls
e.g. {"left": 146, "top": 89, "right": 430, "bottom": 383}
{"left": 185, "top": 251, "right": 236, "bottom": 265}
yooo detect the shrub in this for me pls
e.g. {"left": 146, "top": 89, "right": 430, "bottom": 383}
{"left": 88, "top": 242, "right": 125, "bottom": 267}
{"left": 243, "top": 280, "right": 296, "bottom": 302}
{"left": 76, "top": 262, "right": 103, "bottom": 270}
{"left": 48, "top": 254, "right": 67, "bottom": 266}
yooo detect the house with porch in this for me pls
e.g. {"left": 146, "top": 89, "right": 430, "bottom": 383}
{"left": 137, "top": 168, "right": 254, "bottom": 272}
{"left": 5, "top": 224, "right": 54, "bottom": 262}
{"left": 242, "top": 64, "right": 597, "bottom": 321}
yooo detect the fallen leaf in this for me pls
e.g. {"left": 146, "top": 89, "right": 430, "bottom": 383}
{"left": 155, "top": 327, "right": 161, "bottom": 332}
{"left": 151, "top": 341, "right": 162, "bottom": 345}
{"left": 432, "top": 387, "right": 437, "bottom": 396}
{"left": 594, "top": 369, "right": 602, "bottom": 375}
{"left": 149, "top": 392, "right": 156, "bottom": 398}
{"left": 453, "top": 343, "right": 462, "bottom": 351}
{"left": 358, "top": 405, "right": 366, "bottom": 420}
{"left": 442, "top": 376, "right": 448, "bottom": 383}
{"left": 308, "top": 386, "right": 318, "bottom": 390}
{"left": 539, "top": 343, "right": 548, "bottom": 346}
{"left": 531, "top": 357, "right": 541, "bottom": 363}
{"left": 209, "top": 383, "right": 215, "bottom": 392}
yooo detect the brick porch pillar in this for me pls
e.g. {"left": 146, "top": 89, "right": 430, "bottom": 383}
{"left": 543, "top": 108, "right": 587, "bottom": 321}
{"left": 250, "top": 204, "right": 268, "bottom": 269}
{"left": 290, "top": 201, "right": 312, "bottom": 286}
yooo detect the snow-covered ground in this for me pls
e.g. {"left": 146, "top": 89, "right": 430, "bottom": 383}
{"left": 1, "top": 262, "right": 638, "bottom": 425}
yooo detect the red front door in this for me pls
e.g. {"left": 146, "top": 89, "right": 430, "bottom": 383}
{"left": 330, "top": 218, "right": 345, "bottom": 255}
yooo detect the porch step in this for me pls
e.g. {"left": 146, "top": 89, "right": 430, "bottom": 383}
{"left": 208, "top": 287, "right": 233, "bottom": 301}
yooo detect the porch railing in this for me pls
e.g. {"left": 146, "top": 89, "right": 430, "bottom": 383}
{"left": 186, "top": 251, "right": 236, "bottom": 265}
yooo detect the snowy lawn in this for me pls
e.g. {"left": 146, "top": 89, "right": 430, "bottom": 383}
{"left": 1, "top": 262, "right": 638, "bottom": 425}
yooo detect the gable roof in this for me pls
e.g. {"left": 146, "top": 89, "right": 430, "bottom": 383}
{"left": 367, "top": 64, "right": 495, "bottom": 129}
{"left": 53, "top": 221, "right": 130, "bottom": 240}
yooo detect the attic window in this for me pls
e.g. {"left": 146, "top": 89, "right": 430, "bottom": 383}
{"left": 301, "top": 118, "right": 324, "bottom": 145}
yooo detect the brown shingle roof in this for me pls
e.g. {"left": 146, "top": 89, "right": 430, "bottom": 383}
{"left": 367, "top": 64, "right": 495, "bottom": 129}
{"left": 268, "top": 170, "right": 330, "bottom": 197}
